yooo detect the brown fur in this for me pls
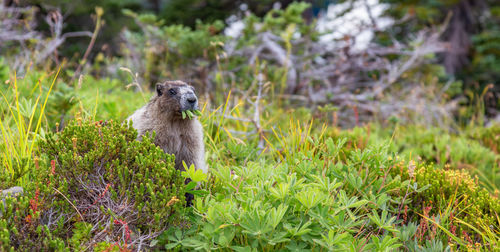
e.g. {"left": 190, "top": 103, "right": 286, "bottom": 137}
{"left": 127, "top": 80, "right": 206, "bottom": 173}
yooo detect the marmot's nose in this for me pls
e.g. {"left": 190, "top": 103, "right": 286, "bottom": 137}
{"left": 187, "top": 96, "right": 197, "bottom": 104}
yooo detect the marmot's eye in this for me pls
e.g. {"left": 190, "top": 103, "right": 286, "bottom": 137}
{"left": 169, "top": 89, "right": 177, "bottom": 95}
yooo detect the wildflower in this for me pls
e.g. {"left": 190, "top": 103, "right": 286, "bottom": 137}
{"left": 50, "top": 160, "right": 56, "bottom": 175}
{"left": 75, "top": 112, "right": 82, "bottom": 125}
{"left": 167, "top": 196, "right": 180, "bottom": 206}
{"left": 34, "top": 156, "right": 39, "bottom": 170}
{"left": 403, "top": 205, "right": 408, "bottom": 224}
{"left": 408, "top": 160, "right": 416, "bottom": 179}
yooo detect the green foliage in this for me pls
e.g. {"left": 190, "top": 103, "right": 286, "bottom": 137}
{"left": 1, "top": 69, "right": 499, "bottom": 249}
{"left": 410, "top": 163, "right": 499, "bottom": 246}
{"left": 158, "top": 134, "right": 421, "bottom": 250}
{"left": 328, "top": 124, "right": 500, "bottom": 248}
{"left": 182, "top": 109, "right": 203, "bottom": 120}
{"left": 391, "top": 126, "right": 500, "bottom": 191}
{"left": 469, "top": 124, "right": 500, "bottom": 153}
{"left": 157, "top": 0, "right": 237, "bottom": 28}
{"left": 69, "top": 222, "right": 93, "bottom": 249}
{"left": 1, "top": 1, "right": 500, "bottom": 250}
{"left": 334, "top": 124, "right": 500, "bottom": 192}
{"left": 261, "top": 2, "right": 313, "bottom": 35}
{"left": 0, "top": 58, "right": 9, "bottom": 80}
{"left": 471, "top": 30, "right": 500, "bottom": 84}
{"left": 70, "top": 75, "right": 149, "bottom": 121}
{"left": 119, "top": 2, "right": 318, "bottom": 102}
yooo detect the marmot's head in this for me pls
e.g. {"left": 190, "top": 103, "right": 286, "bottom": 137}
{"left": 155, "top": 80, "right": 199, "bottom": 118}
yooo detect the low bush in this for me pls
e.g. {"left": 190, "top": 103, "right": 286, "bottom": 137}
{"left": 392, "top": 126, "right": 500, "bottom": 192}
{"left": 1, "top": 118, "right": 186, "bottom": 250}
{"left": 328, "top": 124, "right": 500, "bottom": 249}
{"left": 406, "top": 163, "right": 500, "bottom": 249}
{"left": 469, "top": 124, "right": 500, "bottom": 154}
{"left": 331, "top": 124, "right": 500, "bottom": 192}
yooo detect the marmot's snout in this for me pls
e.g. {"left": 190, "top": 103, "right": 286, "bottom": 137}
{"left": 181, "top": 91, "right": 198, "bottom": 112}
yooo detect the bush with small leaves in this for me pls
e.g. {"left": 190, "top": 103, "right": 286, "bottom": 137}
{"left": 402, "top": 163, "right": 500, "bottom": 248}
{"left": 1, "top": 118, "right": 186, "bottom": 250}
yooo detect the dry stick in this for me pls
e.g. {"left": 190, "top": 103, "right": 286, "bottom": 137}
{"left": 253, "top": 73, "right": 265, "bottom": 150}
{"left": 38, "top": 11, "right": 94, "bottom": 64}
{"left": 241, "top": 22, "right": 449, "bottom": 127}
{"left": 1, "top": 7, "right": 91, "bottom": 69}
{"left": 53, "top": 187, "right": 84, "bottom": 221}
{"left": 72, "top": 7, "right": 103, "bottom": 82}
{"left": 198, "top": 7, "right": 455, "bottom": 129}
{"left": 363, "top": 0, "right": 378, "bottom": 29}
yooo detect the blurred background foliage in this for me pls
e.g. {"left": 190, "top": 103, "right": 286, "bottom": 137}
{"left": 2, "top": 0, "right": 498, "bottom": 125}
{"left": 380, "top": 0, "right": 500, "bottom": 116}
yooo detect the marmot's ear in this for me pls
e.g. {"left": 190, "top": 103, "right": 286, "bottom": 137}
{"left": 156, "top": 83, "right": 165, "bottom": 96}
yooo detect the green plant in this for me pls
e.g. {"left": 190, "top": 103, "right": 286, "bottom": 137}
{"left": 331, "top": 124, "right": 500, "bottom": 192}
{"left": 1, "top": 1, "right": 499, "bottom": 250}
{"left": 121, "top": 9, "right": 226, "bottom": 86}
{"left": 393, "top": 126, "right": 500, "bottom": 191}
{"left": 468, "top": 123, "right": 500, "bottom": 154}
{"left": 71, "top": 75, "right": 150, "bottom": 121}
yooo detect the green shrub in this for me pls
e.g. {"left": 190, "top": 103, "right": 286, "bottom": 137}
{"left": 1, "top": 118, "right": 186, "bottom": 250}
{"left": 391, "top": 126, "right": 500, "bottom": 192}
{"left": 328, "top": 124, "right": 500, "bottom": 249}
{"left": 395, "top": 126, "right": 499, "bottom": 190}
{"left": 407, "top": 164, "right": 500, "bottom": 248}
{"left": 120, "top": 9, "right": 226, "bottom": 86}
{"left": 331, "top": 124, "right": 500, "bottom": 192}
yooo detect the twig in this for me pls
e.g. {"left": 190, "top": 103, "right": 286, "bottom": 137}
{"left": 253, "top": 73, "right": 265, "bottom": 150}
{"left": 53, "top": 187, "right": 84, "bottom": 221}
{"left": 73, "top": 7, "right": 103, "bottom": 81}
{"left": 363, "top": 0, "right": 378, "bottom": 29}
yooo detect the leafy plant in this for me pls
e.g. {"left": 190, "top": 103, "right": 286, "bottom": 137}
{"left": 182, "top": 109, "right": 202, "bottom": 120}
{"left": 158, "top": 117, "right": 425, "bottom": 250}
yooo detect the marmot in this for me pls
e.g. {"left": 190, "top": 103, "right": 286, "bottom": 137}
{"left": 127, "top": 80, "right": 206, "bottom": 174}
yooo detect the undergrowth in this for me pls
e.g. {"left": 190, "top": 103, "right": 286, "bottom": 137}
{"left": 1, "top": 72, "right": 499, "bottom": 250}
